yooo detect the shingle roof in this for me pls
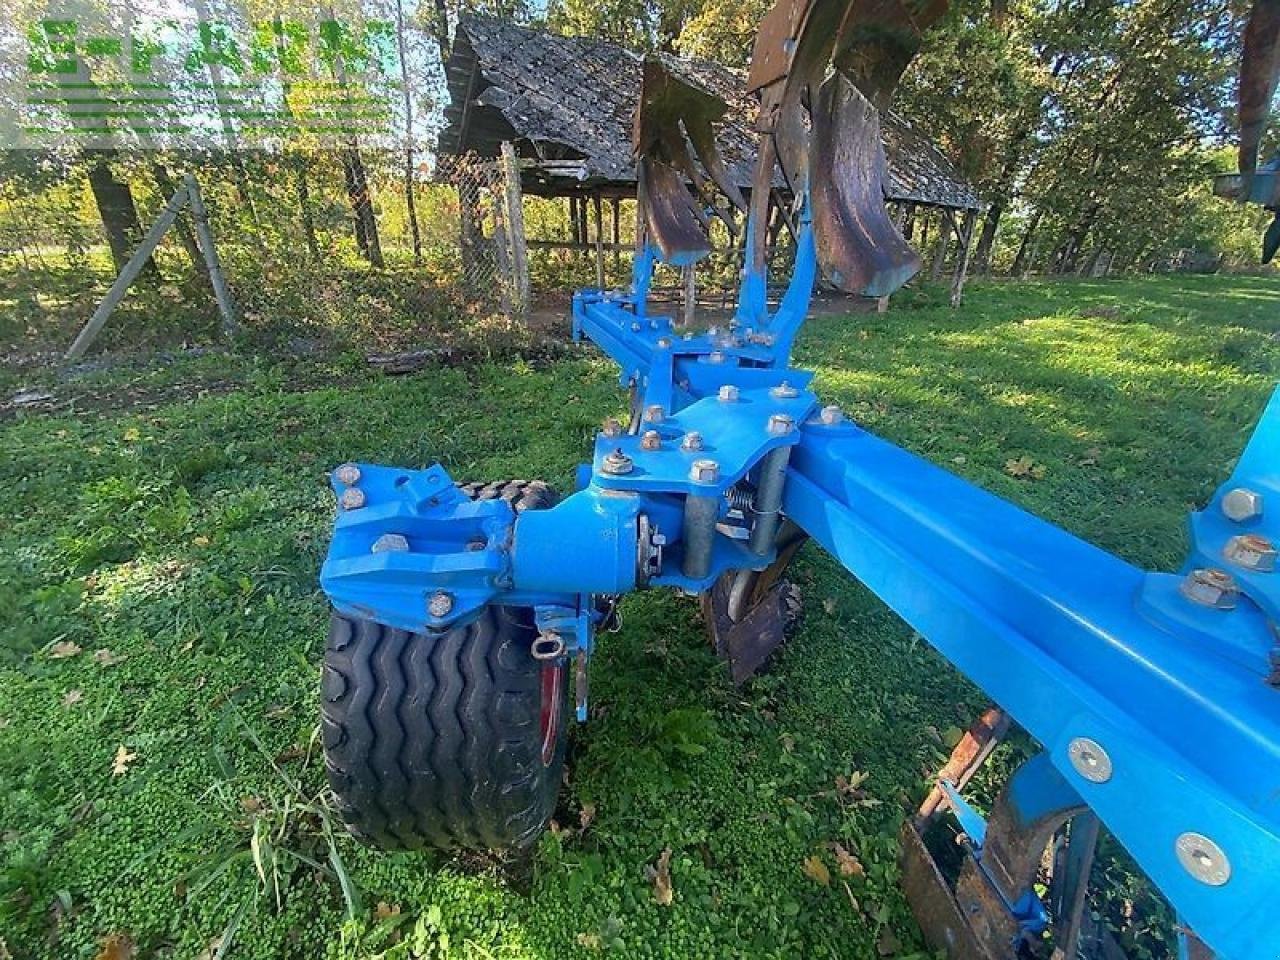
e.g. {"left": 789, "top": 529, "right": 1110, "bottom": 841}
{"left": 439, "top": 15, "right": 981, "bottom": 211}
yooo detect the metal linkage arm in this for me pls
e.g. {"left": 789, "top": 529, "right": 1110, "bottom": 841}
{"left": 783, "top": 415, "right": 1280, "bottom": 960}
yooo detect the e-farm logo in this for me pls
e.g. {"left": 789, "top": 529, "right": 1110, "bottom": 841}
{"left": 12, "top": 10, "right": 403, "bottom": 149}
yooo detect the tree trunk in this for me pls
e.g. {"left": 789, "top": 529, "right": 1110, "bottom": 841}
{"left": 974, "top": 201, "right": 1003, "bottom": 276}
{"left": 1011, "top": 207, "right": 1043, "bottom": 277}
{"left": 87, "top": 151, "right": 159, "bottom": 280}
{"left": 431, "top": 0, "right": 450, "bottom": 64}
{"left": 293, "top": 158, "right": 320, "bottom": 259}
{"left": 342, "top": 145, "right": 383, "bottom": 267}
{"left": 395, "top": 0, "right": 423, "bottom": 265}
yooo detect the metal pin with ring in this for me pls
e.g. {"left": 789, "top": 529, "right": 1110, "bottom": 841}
{"left": 531, "top": 632, "right": 566, "bottom": 660}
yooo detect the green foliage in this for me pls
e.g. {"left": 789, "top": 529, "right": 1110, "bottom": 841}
{"left": 1, "top": 274, "right": 1277, "bottom": 959}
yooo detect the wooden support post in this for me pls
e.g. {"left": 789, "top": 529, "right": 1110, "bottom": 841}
{"left": 569, "top": 196, "right": 579, "bottom": 245}
{"left": 876, "top": 295, "right": 890, "bottom": 313}
{"left": 950, "top": 208, "right": 979, "bottom": 308}
{"left": 185, "top": 175, "right": 239, "bottom": 338}
{"left": 500, "top": 142, "right": 530, "bottom": 312}
{"left": 611, "top": 197, "right": 621, "bottom": 268}
{"left": 681, "top": 264, "right": 696, "bottom": 328}
{"left": 578, "top": 197, "right": 588, "bottom": 260}
{"left": 66, "top": 184, "right": 191, "bottom": 361}
{"left": 931, "top": 210, "right": 952, "bottom": 281}
{"left": 593, "top": 193, "right": 605, "bottom": 289}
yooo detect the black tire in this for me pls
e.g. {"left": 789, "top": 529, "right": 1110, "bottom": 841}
{"left": 321, "top": 481, "right": 565, "bottom": 851}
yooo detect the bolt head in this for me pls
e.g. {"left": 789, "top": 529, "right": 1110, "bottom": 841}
{"left": 682, "top": 431, "right": 704, "bottom": 452}
{"left": 644, "top": 404, "right": 664, "bottom": 423}
{"left": 1223, "top": 533, "right": 1277, "bottom": 572}
{"left": 602, "top": 448, "right": 634, "bottom": 475}
{"left": 602, "top": 417, "right": 622, "bottom": 438}
{"left": 1179, "top": 567, "right": 1239, "bottom": 609}
{"left": 707, "top": 350, "right": 726, "bottom": 364}
{"left": 334, "top": 462, "right": 361, "bottom": 486}
{"left": 819, "top": 405, "right": 843, "bottom": 425}
{"left": 1068, "top": 737, "right": 1113, "bottom": 783}
{"left": 689, "top": 458, "right": 720, "bottom": 484}
{"left": 767, "top": 413, "right": 795, "bottom": 436}
{"left": 656, "top": 337, "right": 671, "bottom": 349}
{"left": 718, "top": 384, "right": 739, "bottom": 403}
{"left": 770, "top": 381, "right": 800, "bottom": 399}
{"left": 1175, "top": 832, "right": 1231, "bottom": 886}
{"left": 427, "top": 591, "right": 454, "bottom": 618}
{"left": 640, "top": 430, "right": 661, "bottom": 451}
{"left": 372, "top": 533, "right": 409, "bottom": 553}
{"left": 339, "top": 487, "right": 367, "bottom": 510}
{"left": 1222, "top": 487, "right": 1263, "bottom": 522}
{"left": 630, "top": 321, "right": 642, "bottom": 332}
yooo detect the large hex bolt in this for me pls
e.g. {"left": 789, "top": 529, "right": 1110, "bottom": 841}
{"left": 1221, "top": 487, "right": 1263, "bottom": 522}
{"left": 681, "top": 431, "right": 704, "bottom": 452}
{"left": 1223, "top": 533, "right": 1277, "bottom": 572}
{"left": 334, "top": 462, "right": 361, "bottom": 486}
{"left": 339, "top": 487, "right": 367, "bottom": 510}
{"left": 689, "top": 458, "right": 720, "bottom": 484}
{"left": 1179, "top": 567, "right": 1239, "bottom": 610}
{"left": 770, "top": 381, "right": 799, "bottom": 399}
{"left": 644, "top": 404, "right": 664, "bottom": 423}
{"left": 707, "top": 350, "right": 726, "bottom": 364}
{"left": 427, "top": 591, "right": 454, "bottom": 618}
{"left": 718, "top": 384, "right": 740, "bottom": 403}
{"left": 819, "top": 404, "right": 843, "bottom": 425}
{"left": 656, "top": 337, "right": 672, "bottom": 349}
{"left": 641, "top": 430, "right": 662, "bottom": 451}
{"left": 602, "top": 448, "right": 634, "bottom": 475}
{"left": 767, "top": 413, "right": 795, "bottom": 436}
{"left": 602, "top": 416, "right": 623, "bottom": 438}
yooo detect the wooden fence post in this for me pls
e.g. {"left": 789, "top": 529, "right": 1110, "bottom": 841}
{"left": 500, "top": 142, "right": 530, "bottom": 313}
{"left": 593, "top": 193, "right": 605, "bottom": 289}
{"left": 184, "top": 175, "right": 239, "bottom": 337}
{"left": 65, "top": 184, "right": 191, "bottom": 361}
{"left": 950, "top": 208, "right": 979, "bottom": 308}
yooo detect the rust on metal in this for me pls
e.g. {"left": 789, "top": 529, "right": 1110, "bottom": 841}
{"left": 1238, "top": 0, "right": 1280, "bottom": 183}
{"left": 916, "top": 707, "right": 1009, "bottom": 824}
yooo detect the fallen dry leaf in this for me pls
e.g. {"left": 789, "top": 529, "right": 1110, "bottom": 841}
{"left": 649, "top": 847, "right": 674, "bottom": 906}
{"left": 94, "top": 933, "right": 136, "bottom": 960}
{"left": 192, "top": 535, "right": 211, "bottom": 547}
{"left": 62, "top": 689, "right": 84, "bottom": 707}
{"left": 240, "top": 796, "right": 263, "bottom": 814}
{"left": 48, "top": 641, "right": 83, "bottom": 660}
{"left": 93, "top": 649, "right": 126, "bottom": 667}
{"left": 823, "top": 597, "right": 837, "bottom": 615}
{"left": 374, "top": 901, "right": 401, "bottom": 921}
{"left": 579, "top": 802, "right": 596, "bottom": 830}
{"left": 831, "top": 842, "right": 865, "bottom": 878}
{"left": 111, "top": 745, "right": 137, "bottom": 777}
{"left": 802, "top": 854, "right": 831, "bottom": 886}
{"left": 877, "top": 925, "right": 901, "bottom": 956}
{"left": 1004, "top": 456, "right": 1046, "bottom": 480}
{"left": 1079, "top": 446, "right": 1102, "bottom": 467}
{"left": 576, "top": 932, "right": 602, "bottom": 950}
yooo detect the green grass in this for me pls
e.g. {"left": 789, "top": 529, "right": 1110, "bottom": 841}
{"left": 1, "top": 274, "right": 1277, "bottom": 960}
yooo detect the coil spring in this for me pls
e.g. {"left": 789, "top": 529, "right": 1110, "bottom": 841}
{"left": 725, "top": 484, "right": 755, "bottom": 513}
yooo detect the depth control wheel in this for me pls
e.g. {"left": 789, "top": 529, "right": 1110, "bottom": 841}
{"left": 320, "top": 481, "right": 565, "bottom": 851}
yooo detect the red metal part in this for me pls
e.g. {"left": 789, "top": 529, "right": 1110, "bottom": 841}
{"left": 539, "top": 661, "right": 564, "bottom": 765}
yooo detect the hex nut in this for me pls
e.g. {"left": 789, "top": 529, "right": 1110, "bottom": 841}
{"left": 644, "top": 404, "right": 664, "bottom": 423}
{"left": 1221, "top": 487, "right": 1263, "bottom": 522}
{"left": 602, "top": 448, "right": 634, "bottom": 475}
{"left": 718, "top": 384, "right": 740, "bottom": 403}
{"left": 371, "top": 533, "right": 409, "bottom": 553}
{"left": 689, "top": 458, "right": 720, "bottom": 484}
{"left": 656, "top": 337, "right": 671, "bottom": 349}
{"left": 1175, "top": 832, "right": 1231, "bottom": 886}
{"left": 1179, "top": 567, "right": 1239, "bottom": 610}
{"left": 819, "top": 404, "right": 843, "bottom": 425}
{"left": 333, "top": 462, "right": 361, "bottom": 486}
{"left": 682, "top": 431, "right": 704, "bottom": 452}
{"left": 641, "top": 430, "right": 662, "bottom": 451}
{"left": 427, "top": 591, "right": 454, "bottom": 618}
{"left": 630, "top": 321, "right": 642, "bottom": 332}
{"left": 602, "top": 417, "right": 623, "bottom": 438}
{"left": 707, "top": 350, "right": 726, "bottom": 364}
{"left": 338, "top": 487, "right": 367, "bottom": 510}
{"left": 1068, "top": 737, "right": 1113, "bottom": 783}
{"left": 1223, "top": 533, "right": 1277, "bottom": 572}
{"left": 767, "top": 413, "right": 795, "bottom": 436}
{"left": 770, "top": 381, "right": 800, "bottom": 399}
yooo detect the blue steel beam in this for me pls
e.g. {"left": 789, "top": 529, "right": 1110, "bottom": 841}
{"left": 784, "top": 416, "right": 1280, "bottom": 960}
